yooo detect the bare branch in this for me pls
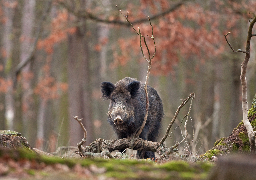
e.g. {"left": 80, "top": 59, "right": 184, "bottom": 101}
{"left": 159, "top": 93, "right": 195, "bottom": 145}
{"left": 135, "top": 17, "right": 156, "bottom": 138}
{"left": 58, "top": 0, "right": 189, "bottom": 26}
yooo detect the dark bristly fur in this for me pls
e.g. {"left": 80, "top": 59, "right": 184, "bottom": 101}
{"left": 101, "top": 77, "right": 163, "bottom": 159}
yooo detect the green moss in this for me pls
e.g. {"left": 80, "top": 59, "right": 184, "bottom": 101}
{"left": 103, "top": 162, "right": 115, "bottom": 171}
{"left": 40, "top": 171, "right": 49, "bottom": 177}
{"left": 104, "top": 162, "right": 128, "bottom": 172}
{"left": 248, "top": 108, "right": 256, "bottom": 118}
{"left": 27, "top": 169, "right": 36, "bottom": 175}
{"left": 248, "top": 94, "right": 256, "bottom": 129}
{"left": 139, "top": 165, "right": 152, "bottom": 171}
{"left": 180, "top": 172, "right": 205, "bottom": 180}
{"left": 80, "top": 159, "right": 94, "bottom": 167}
{"left": 180, "top": 172, "right": 196, "bottom": 179}
{"left": 234, "top": 121, "right": 244, "bottom": 131}
{"left": 41, "top": 155, "right": 75, "bottom": 168}
{"left": 203, "top": 149, "right": 221, "bottom": 159}
{"left": 214, "top": 138, "right": 226, "bottom": 146}
{"left": 251, "top": 119, "right": 256, "bottom": 130}
{"left": 232, "top": 142, "right": 239, "bottom": 151}
{"left": 238, "top": 132, "right": 250, "bottom": 151}
{"left": 159, "top": 161, "right": 193, "bottom": 172}
{"left": 106, "top": 171, "right": 137, "bottom": 179}
{"left": 0, "top": 148, "right": 38, "bottom": 161}
{"left": 0, "top": 130, "right": 21, "bottom": 136}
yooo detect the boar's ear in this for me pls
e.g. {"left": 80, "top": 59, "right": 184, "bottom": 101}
{"left": 127, "top": 81, "right": 140, "bottom": 98}
{"left": 101, "top": 82, "right": 115, "bottom": 98}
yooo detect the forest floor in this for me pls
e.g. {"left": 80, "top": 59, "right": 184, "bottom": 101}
{"left": 0, "top": 147, "right": 213, "bottom": 180}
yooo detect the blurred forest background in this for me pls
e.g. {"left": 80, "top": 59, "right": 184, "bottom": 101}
{"left": 0, "top": 0, "right": 256, "bottom": 155}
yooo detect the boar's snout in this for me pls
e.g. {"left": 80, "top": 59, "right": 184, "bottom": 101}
{"left": 114, "top": 115, "right": 123, "bottom": 125}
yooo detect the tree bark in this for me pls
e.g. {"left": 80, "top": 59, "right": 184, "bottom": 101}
{"left": 240, "top": 15, "right": 256, "bottom": 153}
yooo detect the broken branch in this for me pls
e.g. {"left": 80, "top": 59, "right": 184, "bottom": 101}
{"left": 74, "top": 116, "right": 87, "bottom": 155}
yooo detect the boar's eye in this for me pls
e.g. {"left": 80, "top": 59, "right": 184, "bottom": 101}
{"left": 127, "top": 81, "right": 140, "bottom": 98}
{"left": 101, "top": 82, "right": 115, "bottom": 98}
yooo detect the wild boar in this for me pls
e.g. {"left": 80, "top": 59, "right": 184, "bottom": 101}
{"left": 101, "top": 77, "right": 163, "bottom": 159}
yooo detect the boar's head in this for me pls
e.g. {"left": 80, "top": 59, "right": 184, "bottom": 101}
{"left": 101, "top": 79, "right": 140, "bottom": 130}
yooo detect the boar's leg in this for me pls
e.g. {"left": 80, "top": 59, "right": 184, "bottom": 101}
{"left": 137, "top": 150, "right": 155, "bottom": 160}
{"left": 136, "top": 127, "right": 156, "bottom": 160}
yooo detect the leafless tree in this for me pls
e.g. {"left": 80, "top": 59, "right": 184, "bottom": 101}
{"left": 225, "top": 15, "right": 256, "bottom": 152}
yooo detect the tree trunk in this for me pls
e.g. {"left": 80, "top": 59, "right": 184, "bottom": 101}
{"left": 95, "top": 22, "right": 110, "bottom": 138}
{"left": 230, "top": 56, "right": 242, "bottom": 129}
{"left": 20, "top": 0, "right": 36, "bottom": 142}
{"left": 36, "top": 98, "right": 47, "bottom": 149}
{"left": 68, "top": 12, "right": 94, "bottom": 145}
{"left": 211, "top": 59, "right": 221, "bottom": 144}
{"left": 2, "top": 0, "right": 16, "bottom": 130}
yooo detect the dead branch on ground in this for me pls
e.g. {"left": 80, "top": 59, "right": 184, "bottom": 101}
{"left": 74, "top": 116, "right": 87, "bottom": 156}
{"left": 75, "top": 130, "right": 177, "bottom": 158}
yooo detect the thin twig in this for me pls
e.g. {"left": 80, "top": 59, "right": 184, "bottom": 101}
{"left": 74, "top": 116, "right": 87, "bottom": 155}
{"left": 224, "top": 32, "right": 246, "bottom": 53}
{"left": 135, "top": 17, "right": 156, "bottom": 138}
{"left": 117, "top": 8, "right": 156, "bottom": 138}
{"left": 159, "top": 93, "right": 195, "bottom": 145}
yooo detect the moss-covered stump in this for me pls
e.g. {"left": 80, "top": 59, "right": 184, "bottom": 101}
{"left": 202, "top": 97, "right": 256, "bottom": 160}
{"left": 0, "top": 130, "right": 32, "bottom": 150}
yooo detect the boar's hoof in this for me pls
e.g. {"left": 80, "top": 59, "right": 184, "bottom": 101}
{"left": 114, "top": 116, "right": 123, "bottom": 125}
